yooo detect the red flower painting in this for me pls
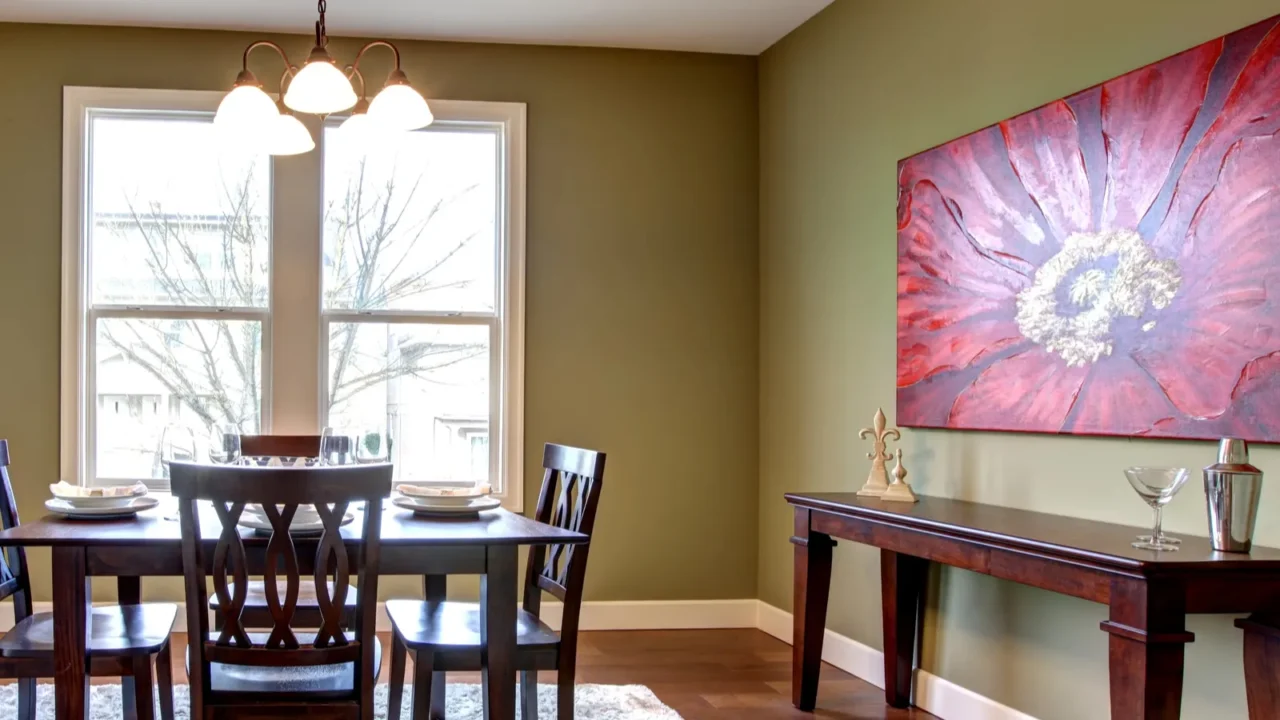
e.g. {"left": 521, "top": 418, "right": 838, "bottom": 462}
{"left": 897, "top": 15, "right": 1280, "bottom": 442}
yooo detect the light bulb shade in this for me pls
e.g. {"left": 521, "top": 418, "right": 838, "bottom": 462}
{"left": 268, "top": 113, "right": 316, "bottom": 156}
{"left": 284, "top": 59, "right": 358, "bottom": 114}
{"left": 339, "top": 111, "right": 376, "bottom": 135}
{"left": 214, "top": 84, "right": 279, "bottom": 133}
{"left": 368, "top": 83, "right": 434, "bottom": 131}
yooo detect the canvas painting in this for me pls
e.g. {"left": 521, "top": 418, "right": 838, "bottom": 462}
{"left": 897, "top": 15, "right": 1280, "bottom": 442}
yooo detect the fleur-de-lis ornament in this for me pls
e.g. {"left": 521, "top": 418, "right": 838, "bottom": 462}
{"left": 856, "top": 408, "right": 900, "bottom": 497}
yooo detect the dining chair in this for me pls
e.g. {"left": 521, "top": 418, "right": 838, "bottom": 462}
{"left": 0, "top": 439, "right": 178, "bottom": 720}
{"left": 386, "top": 443, "right": 607, "bottom": 720}
{"left": 170, "top": 460, "right": 392, "bottom": 719}
{"left": 212, "top": 433, "right": 359, "bottom": 629}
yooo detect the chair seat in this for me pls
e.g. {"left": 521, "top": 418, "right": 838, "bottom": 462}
{"left": 195, "top": 632, "right": 382, "bottom": 695}
{"left": 386, "top": 600, "right": 560, "bottom": 651}
{"left": 211, "top": 581, "right": 359, "bottom": 612}
{"left": 0, "top": 604, "right": 177, "bottom": 658}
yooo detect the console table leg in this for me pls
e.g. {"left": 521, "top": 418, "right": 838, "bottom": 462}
{"left": 1101, "top": 579, "right": 1193, "bottom": 719}
{"left": 1236, "top": 614, "right": 1280, "bottom": 719}
{"left": 881, "top": 550, "right": 927, "bottom": 709}
{"left": 791, "top": 508, "right": 834, "bottom": 711}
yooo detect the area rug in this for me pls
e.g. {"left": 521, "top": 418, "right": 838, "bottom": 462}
{"left": 6, "top": 682, "right": 683, "bottom": 719}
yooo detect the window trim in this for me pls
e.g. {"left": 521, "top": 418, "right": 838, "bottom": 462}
{"left": 61, "top": 87, "right": 527, "bottom": 509}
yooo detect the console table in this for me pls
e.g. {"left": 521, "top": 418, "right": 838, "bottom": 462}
{"left": 787, "top": 492, "right": 1280, "bottom": 719}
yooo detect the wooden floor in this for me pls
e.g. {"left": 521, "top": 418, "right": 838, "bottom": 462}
{"left": 70, "top": 629, "right": 933, "bottom": 719}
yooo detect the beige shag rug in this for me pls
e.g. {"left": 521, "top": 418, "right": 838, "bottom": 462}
{"left": 5, "top": 682, "right": 684, "bottom": 719}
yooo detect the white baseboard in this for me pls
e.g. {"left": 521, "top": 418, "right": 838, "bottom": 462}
{"left": 755, "top": 602, "right": 1037, "bottom": 720}
{"left": 0, "top": 597, "right": 1028, "bottom": 719}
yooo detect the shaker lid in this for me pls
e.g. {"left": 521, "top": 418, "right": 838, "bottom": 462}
{"left": 1212, "top": 438, "right": 1262, "bottom": 473}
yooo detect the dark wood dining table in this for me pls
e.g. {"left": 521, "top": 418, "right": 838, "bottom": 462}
{"left": 0, "top": 499, "right": 587, "bottom": 720}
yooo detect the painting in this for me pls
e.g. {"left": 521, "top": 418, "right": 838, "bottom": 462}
{"left": 897, "top": 14, "right": 1280, "bottom": 442}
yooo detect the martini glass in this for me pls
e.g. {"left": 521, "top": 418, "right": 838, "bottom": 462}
{"left": 1125, "top": 467, "right": 1189, "bottom": 551}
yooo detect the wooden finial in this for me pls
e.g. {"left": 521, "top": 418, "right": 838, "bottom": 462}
{"left": 881, "top": 448, "right": 918, "bottom": 503}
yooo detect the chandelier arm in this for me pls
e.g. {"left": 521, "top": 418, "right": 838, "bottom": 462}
{"left": 351, "top": 40, "right": 403, "bottom": 74}
{"left": 241, "top": 40, "right": 297, "bottom": 76}
{"left": 345, "top": 67, "right": 368, "bottom": 100}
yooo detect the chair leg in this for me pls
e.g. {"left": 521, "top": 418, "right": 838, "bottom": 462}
{"left": 17, "top": 677, "right": 35, "bottom": 720}
{"left": 557, "top": 661, "right": 575, "bottom": 720}
{"left": 520, "top": 670, "right": 538, "bottom": 720}
{"left": 156, "top": 642, "right": 175, "bottom": 720}
{"left": 412, "top": 651, "right": 435, "bottom": 720}
{"left": 131, "top": 654, "right": 156, "bottom": 720}
{"left": 388, "top": 632, "right": 407, "bottom": 720}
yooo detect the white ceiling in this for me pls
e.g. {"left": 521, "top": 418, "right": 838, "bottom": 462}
{"left": 0, "top": 0, "right": 834, "bottom": 55}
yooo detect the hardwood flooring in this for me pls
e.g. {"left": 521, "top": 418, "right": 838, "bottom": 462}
{"left": 68, "top": 629, "right": 936, "bottom": 719}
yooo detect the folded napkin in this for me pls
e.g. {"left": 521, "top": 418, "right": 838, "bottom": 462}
{"left": 49, "top": 481, "right": 147, "bottom": 499}
{"left": 396, "top": 483, "right": 492, "bottom": 499}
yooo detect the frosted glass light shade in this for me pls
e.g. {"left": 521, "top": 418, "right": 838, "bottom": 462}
{"left": 284, "top": 59, "right": 357, "bottom": 114}
{"left": 215, "top": 84, "right": 279, "bottom": 133}
{"left": 268, "top": 113, "right": 316, "bottom": 156}
{"left": 368, "top": 83, "right": 433, "bottom": 131}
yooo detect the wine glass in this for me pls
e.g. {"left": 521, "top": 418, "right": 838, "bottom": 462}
{"left": 208, "top": 423, "right": 241, "bottom": 465}
{"left": 354, "top": 427, "right": 390, "bottom": 464}
{"left": 157, "top": 425, "right": 197, "bottom": 479}
{"left": 1125, "top": 467, "right": 1190, "bottom": 551}
{"left": 320, "top": 426, "right": 357, "bottom": 466}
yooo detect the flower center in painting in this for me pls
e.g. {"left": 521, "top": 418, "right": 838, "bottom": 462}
{"left": 1015, "top": 230, "right": 1181, "bottom": 367}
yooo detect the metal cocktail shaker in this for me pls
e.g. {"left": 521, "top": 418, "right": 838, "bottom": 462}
{"left": 1204, "top": 438, "right": 1264, "bottom": 553}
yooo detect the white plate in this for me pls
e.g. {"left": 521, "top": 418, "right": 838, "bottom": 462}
{"left": 49, "top": 483, "right": 147, "bottom": 509}
{"left": 395, "top": 484, "right": 493, "bottom": 507}
{"left": 392, "top": 495, "right": 502, "bottom": 517}
{"left": 237, "top": 511, "right": 354, "bottom": 534}
{"left": 46, "top": 495, "right": 160, "bottom": 519}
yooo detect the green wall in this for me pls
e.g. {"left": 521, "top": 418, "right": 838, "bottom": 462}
{"left": 759, "top": 1, "right": 1280, "bottom": 718}
{"left": 0, "top": 23, "right": 760, "bottom": 604}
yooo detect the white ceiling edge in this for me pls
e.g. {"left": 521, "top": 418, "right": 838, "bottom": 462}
{"left": 0, "top": 0, "right": 835, "bottom": 56}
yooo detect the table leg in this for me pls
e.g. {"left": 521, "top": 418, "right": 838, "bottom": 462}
{"left": 1101, "top": 578, "right": 1193, "bottom": 719}
{"left": 1237, "top": 614, "right": 1280, "bottom": 719}
{"left": 53, "top": 546, "right": 90, "bottom": 720}
{"left": 424, "top": 574, "right": 448, "bottom": 720}
{"left": 881, "top": 550, "right": 928, "bottom": 708}
{"left": 119, "top": 576, "right": 142, "bottom": 720}
{"left": 790, "top": 508, "right": 834, "bottom": 711}
{"left": 482, "top": 546, "right": 518, "bottom": 720}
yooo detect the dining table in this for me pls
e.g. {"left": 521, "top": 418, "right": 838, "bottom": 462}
{"left": 0, "top": 497, "right": 588, "bottom": 720}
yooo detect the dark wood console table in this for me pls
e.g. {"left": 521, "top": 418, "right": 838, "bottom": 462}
{"left": 787, "top": 492, "right": 1280, "bottom": 719}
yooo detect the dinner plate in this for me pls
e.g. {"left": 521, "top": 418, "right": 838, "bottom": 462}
{"left": 237, "top": 511, "right": 354, "bottom": 535}
{"left": 392, "top": 494, "right": 502, "bottom": 517}
{"left": 46, "top": 495, "right": 160, "bottom": 520}
{"left": 395, "top": 483, "right": 493, "bottom": 507}
{"left": 48, "top": 482, "right": 148, "bottom": 509}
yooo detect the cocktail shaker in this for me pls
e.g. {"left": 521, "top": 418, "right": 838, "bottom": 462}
{"left": 1204, "top": 438, "right": 1264, "bottom": 553}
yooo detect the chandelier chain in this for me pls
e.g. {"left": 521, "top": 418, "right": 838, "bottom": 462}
{"left": 316, "top": 0, "right": 327, "bottom": 46}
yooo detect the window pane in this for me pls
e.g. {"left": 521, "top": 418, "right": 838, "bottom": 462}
{"left": 90, "top": 116, "right": 270, "bottom": 308}
{"left": 323, "top": 126, "right": 498, "bottom": 313}
{"left": 96, "top": 317, "right": 261, "bottom": 479}
{"left": 327, "top": 323, "right": 490, "bottom": 482}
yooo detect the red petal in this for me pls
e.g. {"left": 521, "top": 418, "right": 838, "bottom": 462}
{"left": 1100, "top": 40, "right": 1220, "bottom": 230}
{"left": 899, "top": 126, "right": 1051, "bottom": 268}
{"left": 1154, "top": 23, "right": 1280, "bottom": 254}
{"left": 947, "top": 349, "right": 1089, "bottom": 432}
{"left": 1068, "top": 355, "right": 1175, "bottom": 435}
{"left": 898, "top": 181, "right": 1030, "bottom": 386}
{"left": 1000, "top": 101, "right": 1092, "bottom": 241}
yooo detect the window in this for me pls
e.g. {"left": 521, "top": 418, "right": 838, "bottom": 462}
{"left": 62, "top": 88, "right": 526, "bottom": 507}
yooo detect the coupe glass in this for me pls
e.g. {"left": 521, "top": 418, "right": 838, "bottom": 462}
{"left": 208, "top": 424, "right": 241, "bottom": 465}
{"left": 1125, "top": 467, "right": 1189, "bottom": 551}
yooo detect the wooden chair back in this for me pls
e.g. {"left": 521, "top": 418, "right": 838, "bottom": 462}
{"left": 239, "top": 434, "right": 322, "bottom": 458}
{"left": 170, "top": 461, "right": 391, "bottom": 703}
{"left": 0, "top": 441, "right": 31, "bottom": 622}
{"left": 523, "top": 444, "right": 606, "bottom": 634}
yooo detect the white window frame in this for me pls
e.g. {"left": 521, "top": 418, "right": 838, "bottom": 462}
{"left": 61, "top": 87, "right": 527, "bottom": 509}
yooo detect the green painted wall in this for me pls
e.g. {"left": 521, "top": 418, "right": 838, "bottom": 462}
{"left": 759, "top": 1, "right": 1280, "bottom": 718}
{"left": 0, "top": 23, "right": 760, "bottom": 604}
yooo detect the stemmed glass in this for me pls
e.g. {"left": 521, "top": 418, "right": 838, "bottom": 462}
{"left": 157, "top": 425, "right": 197, "bottom": 479}
{"left": 209, "top": 423, "right": 242, "bottom": 465}
{"left": 354, "top": 427, "right": 391, "bottom": 464}
{"left": 320, "top": 426, "right": 357, "bottom": 466}
{"left": 1125, "top": 467, "right": 1189, "bottom": 551}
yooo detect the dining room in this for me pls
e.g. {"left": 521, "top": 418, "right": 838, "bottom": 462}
{"left": 4, "top": 1, "right": 1280, "bottom": 719}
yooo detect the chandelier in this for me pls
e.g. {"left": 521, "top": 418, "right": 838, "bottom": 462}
{"left": 214, "top": 0, "right": 433, "bottom": 155}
